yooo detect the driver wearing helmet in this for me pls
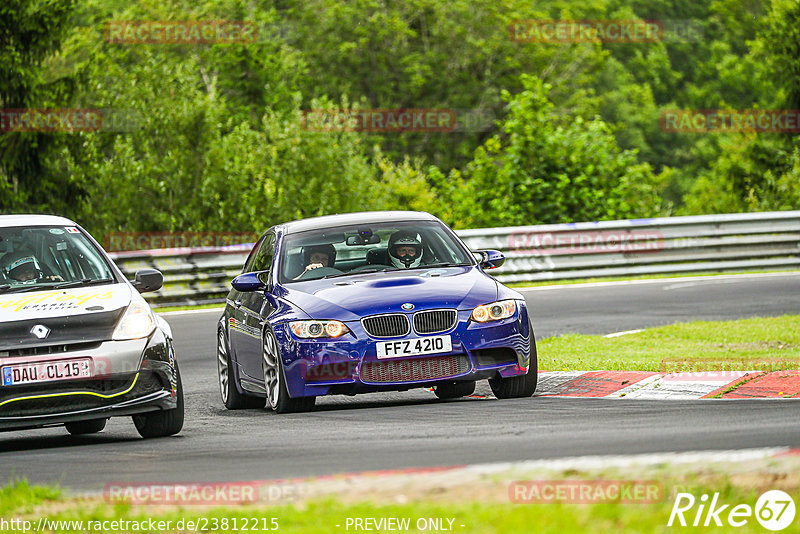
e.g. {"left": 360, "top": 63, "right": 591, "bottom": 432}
{"left": 2, "top": 252, "right": 63, "bottom": 283}
{"left": 388, "top": 230, "right": 423, "bottom": 269}
{"left": 295, "top": 244, "right": 336, "bottom": 279}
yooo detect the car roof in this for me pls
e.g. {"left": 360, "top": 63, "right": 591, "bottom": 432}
{"left": 280, "top": 211, "right": 439, "bottom": 235}
{"left": 0, "top": 214, "right": 77, "bottom": 228}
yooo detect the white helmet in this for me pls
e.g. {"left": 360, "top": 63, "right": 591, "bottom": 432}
{"left": 388, "top": 231, "right": 423, "bottom": 269}
{"left": 3, "top": 252, "right": 42, "bottom": 283}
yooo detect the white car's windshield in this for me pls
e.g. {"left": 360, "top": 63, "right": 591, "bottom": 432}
{"left": 279, "top": 220, "right": 473, "bottom": 283}
{"left": 0, "top": 226, "right": 115, "bottom": 292}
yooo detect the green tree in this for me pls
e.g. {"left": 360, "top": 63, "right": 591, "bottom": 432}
{"left": 680, "top": 0, "right": 800, "bottom": 214}
{"left": 435, "top": 75, "right": 660, "bottom": 228}
{"left": 0, "top": 0, "right": 82, "bottom": 212}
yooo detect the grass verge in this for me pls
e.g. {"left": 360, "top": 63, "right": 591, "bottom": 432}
{"left": 152, "top": 303, "right": 223, "bottom": 313}
{"left": 538, "top": 314, "right": 800, "bottom": 372}
{"left": 4, "top": 457, "right": 800, "bottom": 534}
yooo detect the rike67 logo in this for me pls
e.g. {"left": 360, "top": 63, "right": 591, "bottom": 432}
{"left": 668, "top": 490, "right": 796, "bottom": 531}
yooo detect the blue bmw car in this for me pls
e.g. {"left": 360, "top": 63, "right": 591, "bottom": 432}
{"left": 217, "top": 211, "right": 536, "bottom": 413}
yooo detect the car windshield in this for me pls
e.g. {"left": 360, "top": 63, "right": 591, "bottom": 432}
{"left": 0, "top": 226, "right": 115, "bottom": 292}
{"left": 279, "top": 220, "right": 473, "bottom": 283}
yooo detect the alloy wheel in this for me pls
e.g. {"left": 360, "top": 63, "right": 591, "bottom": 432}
{"left": 262, "top": 332, "right": 281, "bottom": 409}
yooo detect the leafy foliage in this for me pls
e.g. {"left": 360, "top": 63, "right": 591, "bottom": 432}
{"left": 1, "top": 0, "right": 798, "bottom": 236}
{"left": 434, "top": 76, "right": 659, "bottom": 228}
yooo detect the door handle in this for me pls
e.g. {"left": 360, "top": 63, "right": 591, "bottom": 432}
{"left": 233, "top": 299, "right": 242, "bottom": 308}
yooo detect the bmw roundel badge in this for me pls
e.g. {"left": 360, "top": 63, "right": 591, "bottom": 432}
{"left": 401, "top": 303, "right": 415, "bottom": 311}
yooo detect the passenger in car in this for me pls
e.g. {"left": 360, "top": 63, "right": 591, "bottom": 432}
{"left": 294, "top": 244, "right": 337, "bottom": 279}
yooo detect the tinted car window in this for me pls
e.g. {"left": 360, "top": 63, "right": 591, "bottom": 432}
{"left": 252, "top": 233, "right": 276, "bottom": 272}
{"left": 279, "top": 220, "right": 473, "bottom": 283}
{"left": 242, "top": 235, "right": 266, "bottom": 273}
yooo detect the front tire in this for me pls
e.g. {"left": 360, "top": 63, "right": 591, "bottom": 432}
{"left": 218, "top": 328, "right": 265, "bottom": 409}
{"left": 65, "top": 418, "right": 107, "bottom": 435}
{"left": 262, "top": 328, "right": 315, "bottom": 414}
{"left": 132, "top": 365, "right": 185, "bottom": 438}
{"left": 489, "top": 327, "right": 538, "bottom": 399}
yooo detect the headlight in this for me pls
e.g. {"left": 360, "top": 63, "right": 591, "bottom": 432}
{"left": 289, "top": 320, "right": 349, "bottom": 339}
{"left": 112, "top": 300, "right": 156, "bottom": 340}
{"left": 471, "top": 300, "right": 517, "bottom": 323}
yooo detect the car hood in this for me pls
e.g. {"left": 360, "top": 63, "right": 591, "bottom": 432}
{"left": 0, "top": 284, "right": 131, "bottom": 351}
{"left": 280, "top": 267, "right": 498, "bottom": 321}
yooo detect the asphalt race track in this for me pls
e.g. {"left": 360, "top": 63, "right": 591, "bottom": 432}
{"left": 2, "top": 272, "right": 799, "bottom": 491}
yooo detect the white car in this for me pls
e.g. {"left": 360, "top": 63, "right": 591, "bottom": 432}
{"left": 0, "top": 215, "right": 183, "bottom": 438}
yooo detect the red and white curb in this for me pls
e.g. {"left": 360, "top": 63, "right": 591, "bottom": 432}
{"left": 536, "top": 370, "right": 800, "bottom": 399}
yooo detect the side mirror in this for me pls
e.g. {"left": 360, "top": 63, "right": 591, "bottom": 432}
{"left": 132, "top": 268, "right": 163, "bottom": 293}
{"left": 476, "top": 249, "right": 505, "bottom": 270}
{"left": 231, "top": 272, "right": 267, "bottom": 292}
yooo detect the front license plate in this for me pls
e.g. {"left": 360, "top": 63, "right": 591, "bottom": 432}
{"left": 376, "top": 335, "right": 452, "bottom": 359}
{"left": 1, "top": 358, "right": 93, "bottom": 386}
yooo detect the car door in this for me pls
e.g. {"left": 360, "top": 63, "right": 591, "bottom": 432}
{"left": 235, "top": 232, "right": 277, "bottom": 381}
{"left": 228, "top": 235, "right": 263, "bottom": 370}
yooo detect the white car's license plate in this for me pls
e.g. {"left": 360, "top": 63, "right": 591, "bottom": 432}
{"left": 2, "top": 358, "right": 93, "bottom": 386}
{"left": 376, "top": 335, "right": 452, "bottom": 359}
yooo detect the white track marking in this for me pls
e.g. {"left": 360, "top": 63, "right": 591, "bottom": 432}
{"left": 616, "top": 371, "right": 756, "bottom": 399}
{"left": 518, "top": 271, "right": 800, "bottom": 292}
{"left": 603, "top": 329, "right": 644, "bottom": 338}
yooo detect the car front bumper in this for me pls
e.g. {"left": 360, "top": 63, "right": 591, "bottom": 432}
{"left": 0, "top": 328, "right": 179, "bottom": 431}
{"left": 278, "top": 302, "right": 534, "bottom": 398}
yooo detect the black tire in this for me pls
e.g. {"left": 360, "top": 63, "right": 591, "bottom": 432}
{"left": 65, "top": 418, "right": 107, "bottom": 435}
{"left": 132, "top": 364, "right": 185, "bottom": 438}
{"left": 217, "top": 328, "right": 265, "bottom": 409}
{"left": 489, "top": 324, "right": 538, "bottom": 399}
{"left": 262, "top": 328, "right": 315, "bottom": 414}
{"left": 434, "top": 381, "right": 476, "bottom": 399}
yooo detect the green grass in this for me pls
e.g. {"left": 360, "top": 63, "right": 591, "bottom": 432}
{"left": 152, "top": 302, "right": 223, "bottom": 313}
{"left": 508, "top": 269, "right": 800, "bottom": 288}
{"left": 539, "top": 314, "right": 800, "bottom": 371}
{"left": 0, "top": 480, "right": 61, "bottom": 516}
{"left": 1, "top": 481, "right": 795, "bottom": 533}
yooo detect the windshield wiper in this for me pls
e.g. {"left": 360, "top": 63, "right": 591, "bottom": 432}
{"left": 52, "top": 278, "right": 115, "bottom": 290}
{"left": 0, "top": 278, "right": 114, "bottom": 294}
{"left": 0, "top": 285, "right": 48, "bottom": 294}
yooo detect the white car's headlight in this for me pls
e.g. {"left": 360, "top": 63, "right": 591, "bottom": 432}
{"left": 471, "top": 300, "right": 517, "bottom": 323}
{"left": 289, "top": 320, "right": 349, "bottom": 339}
{"left": 112, "top": 300, "right": 156, "bottom": 340}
